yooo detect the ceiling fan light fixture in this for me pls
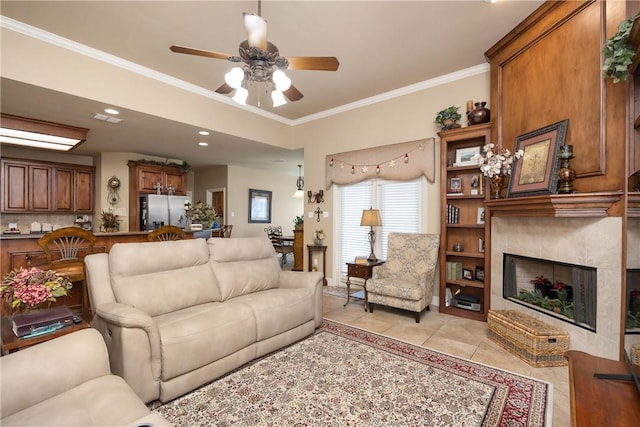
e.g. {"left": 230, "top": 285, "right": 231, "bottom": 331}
{"left": 272, "top": 70, "right": 291, "bottom": 91}
{"left": 232, "top": 86, "right": 249, "bottom": 105}
{"left": 224, "top": 67, "right": 245, "bottom": 89}
{"left": 271, "top": 90, "right": 287, "bottom": 107}
{"left": 243, "top": 13, "right": 268, "bottom": 49}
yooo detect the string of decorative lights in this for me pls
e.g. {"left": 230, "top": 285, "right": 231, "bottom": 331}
{"left": 328, "top": 142, "right": 426, "bottom": 174}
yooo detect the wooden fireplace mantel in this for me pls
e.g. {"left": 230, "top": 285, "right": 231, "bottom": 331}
{"left": 485, "top": 192, "right": 623, "bottom": 218}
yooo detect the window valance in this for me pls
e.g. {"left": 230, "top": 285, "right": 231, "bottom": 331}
{"left": 325, "top": 138, "right": 436, "bottom": 189}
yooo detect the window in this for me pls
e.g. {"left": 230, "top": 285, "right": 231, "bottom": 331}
{"left": 338, "top": 178, "right": 421, "bottom": 276}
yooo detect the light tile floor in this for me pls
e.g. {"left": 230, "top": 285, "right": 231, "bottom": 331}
{"left": 322, "top": 290, "right": 571, "bottom": 426}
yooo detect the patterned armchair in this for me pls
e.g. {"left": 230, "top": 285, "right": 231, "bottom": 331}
{"left": 367, "top": 232, "right": 440, "bottom": 323}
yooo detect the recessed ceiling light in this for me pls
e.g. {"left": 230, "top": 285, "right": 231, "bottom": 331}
{"left": 199, "top": 131, "right": 210, "bottom": 136}
{"left": 198, "top": 142, "right": 209, "bottom": 146}
{"left": 104, "top": 108, "right": 119, "bottom": 115}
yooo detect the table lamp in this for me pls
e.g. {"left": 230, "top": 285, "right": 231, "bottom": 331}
{"left": 360, "top": 208, "right": 382, "bottom": 261}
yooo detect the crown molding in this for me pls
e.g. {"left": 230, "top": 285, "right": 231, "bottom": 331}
{"left": 2, "top": 16, "right": 489, "bottom": 127}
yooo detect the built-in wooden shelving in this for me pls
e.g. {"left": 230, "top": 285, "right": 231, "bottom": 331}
{"left": 485, "top": 192, "right": 622, "bottom": 218}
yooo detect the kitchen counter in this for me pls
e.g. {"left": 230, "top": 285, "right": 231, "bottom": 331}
{"left": 1, "top": 230, "right": 195, "bottom": 240}
{"left": 1, "top": 230, "right": 194, "bottom": 276}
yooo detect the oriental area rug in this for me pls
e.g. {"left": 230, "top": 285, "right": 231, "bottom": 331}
{"left": 151, "top": 320, "right": 551, "bottom": 426}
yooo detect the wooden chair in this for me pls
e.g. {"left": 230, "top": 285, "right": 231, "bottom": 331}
{"left": 37, "top": 227, "right": 97, "bottom": 320}
{"left": 265, "top": 226, "right": 293, "bottom": 267}
{"left": 147, "top": 225, "right": 186, "bottom": 241}
{"left": 215, "top": 224, "right": 233, "bottom": 238}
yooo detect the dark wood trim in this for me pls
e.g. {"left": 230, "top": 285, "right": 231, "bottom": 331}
{"left": 485, "top": 192, "right": 622, "bottom": 217}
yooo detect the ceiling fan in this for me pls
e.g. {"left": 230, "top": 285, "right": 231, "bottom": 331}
{"left": 169, "top": 1, "right": 339, "bottom": 107}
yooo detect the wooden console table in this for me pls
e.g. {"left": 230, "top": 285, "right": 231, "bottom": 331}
{"left": 344, "top": 260, "right": 384, "bottom": 311}
{"left": 565, "top": 350, "right": 640, "bottom": 426}
{"left": 1, "top": 316, "right": 90, "bottom": 355}
{"left": 307, "top": 245, "right": 327, "bottom": 286}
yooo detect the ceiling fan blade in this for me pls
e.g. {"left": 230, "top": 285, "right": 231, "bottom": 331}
{"left": 283, "top": 85, "right": 304, "bottom": 102}
{"left": 243, "top": 13, "right": 268, "bottom": 50}
{"left": 215, "top": 83, "right": 234, "bottom": 95}
{"left": 286, "top": 57, "right": 339, "bottom": 71}
{"left": 170, "top": 45, "right": 232, "bottom": 60}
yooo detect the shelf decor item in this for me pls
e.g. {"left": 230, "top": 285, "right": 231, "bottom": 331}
{"left": 313, "top": 229, "right": 325, "bottom": 246}
{"left": 507, "top": 119, "right": 568, "bottom": 198}
{"left": 557, "top": 144, "right": 576, "bottom": 194}
{"left": 434, "top": 106, "right": 462, "bottom": 130}
{"left": 472, "top": 143, "right": 524, "bottom": 199}
{"left": 602, "top": 13, "right": 639, "bottom": 83}
{"left": 467, "top": 101, "right": 491, "bottom": 125}
{"left": 185, "top": 201, "right": 218, "bottom": 229}
{"left": 1, "top": 267, "right": 73, "bottom": 313}
{"left": 100, "top": 209, "right": 121, "bottom": 232}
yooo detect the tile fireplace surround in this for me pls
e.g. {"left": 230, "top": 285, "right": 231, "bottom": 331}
{"left": 490, "top": 216, "right": 628, "bottom": 360}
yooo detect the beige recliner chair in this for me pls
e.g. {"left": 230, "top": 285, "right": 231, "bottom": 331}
{"left": 367, "top": 232, "right": 440, "bottom": 323}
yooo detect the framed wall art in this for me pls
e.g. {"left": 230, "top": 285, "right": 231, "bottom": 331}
{"left": 454, "top": 146, "right": 481, "bottom": 167}
{"left": 507, "top": 119, "right": 568, "bottom": 198}
{"left": 248, "top": 189, "right": 272, "bottom": 223}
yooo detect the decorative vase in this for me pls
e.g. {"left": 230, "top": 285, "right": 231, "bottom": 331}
{"left": 490, "top": 175, "right": 506, "bottom": 199}
{"left": 314, "top": 238, "right": 324, "bottom": 246}
{"left": 467, "top": 101, "right": 491, "bottom": 125}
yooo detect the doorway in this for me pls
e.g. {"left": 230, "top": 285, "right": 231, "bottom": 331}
{"left": 206, "top": 188, "right": 226, "bottom": 225}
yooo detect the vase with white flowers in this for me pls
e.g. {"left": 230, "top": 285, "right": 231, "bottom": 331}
{"left": 472, "top": 143, "right": 524, "bottom": 199}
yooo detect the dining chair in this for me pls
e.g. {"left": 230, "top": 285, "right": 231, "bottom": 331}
{"left": 147, "top": 225, "right": 186, "bottom": 241}
{"left": 264, "top": 226, "right": 293, "bottom": 267}
{"left": 37, "top": 226, "right": 97, "bottom": 320}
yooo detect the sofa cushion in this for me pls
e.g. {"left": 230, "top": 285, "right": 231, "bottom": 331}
{"left": 230, "top": 288, "right": 315, "bottom": 341}
{"left": 208, "top": 237, "right": 281, "bottom": 300}
{"left": 154, "top": 302, "right": 257, "bottom": 380}
{"left": 0, "top": 375, "right": 153, "bottom": 427}
{"left": 109, "top": 239, "right": 221, "bottom": 316}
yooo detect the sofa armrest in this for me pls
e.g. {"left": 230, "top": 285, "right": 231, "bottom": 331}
{"left": 0, "top": 329, "right": 110, "bottom": 418}
{"left": 92, "top": 302, "right": 162, "bottom": 402}
{"left": 279, "top": 270, "right": 323, "bottom": 290}
{"left": 279, "top": 271, "right": 324, "bottom": 328}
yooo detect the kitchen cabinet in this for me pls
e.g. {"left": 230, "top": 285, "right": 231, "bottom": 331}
{"left": 128, "top": 161, "right": 188, "bottom": 230}
{"left": 131, "top": 163, "right": 187, "bottom": 195}
{"left": 1, "top": 158, "right": 95, "bottom": 213}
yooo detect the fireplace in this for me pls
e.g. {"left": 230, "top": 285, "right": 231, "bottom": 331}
{"left": 490, "top": 216, "right": 623, "bottom": 360}
{"left": 502, "top": 253, "right": 597, "bottom": 332}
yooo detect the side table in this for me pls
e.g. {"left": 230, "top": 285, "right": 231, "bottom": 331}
{"left": 307, "top": 245, "right": 327, "bottom": 286}
{"left": 344, "top": 260, "right": 385, "bottom": 311}
{"left": 1, "top": 316, "right": 90, "bottom": 356}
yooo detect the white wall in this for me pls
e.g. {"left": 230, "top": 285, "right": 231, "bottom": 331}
{"left": 226, "top": 165, "right": 304, "bottom": 237}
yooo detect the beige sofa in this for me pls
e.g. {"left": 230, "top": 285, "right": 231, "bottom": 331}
{"left": 84, "top": 236, "right": 323, "bottom": 404}
{"left": 0, "top": 328, "right": 172, "bottom": 427}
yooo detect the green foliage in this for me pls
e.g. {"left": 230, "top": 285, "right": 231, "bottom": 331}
{"left": 294, "top": 215, "right": 304, "bottom": 226}
{"left": 602, "top": 14, "right": 639, "bottom": 83}
{"left": 434, "top": 106, "right": 462, "bottom": 128}
{"left": 516, "top": 289, "right": 574, "bottom": 319}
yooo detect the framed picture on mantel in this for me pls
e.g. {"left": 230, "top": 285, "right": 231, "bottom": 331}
{"left": 508, "top": 119, "right": 568, "bottom": 198}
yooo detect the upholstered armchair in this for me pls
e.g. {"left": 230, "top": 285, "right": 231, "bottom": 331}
{"left": 367, "top": 232, "right": 439, "bottom": 323}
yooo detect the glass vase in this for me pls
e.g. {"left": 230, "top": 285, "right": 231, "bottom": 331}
{"left": 490, "top": 175, "right": 506, "bottom": 199}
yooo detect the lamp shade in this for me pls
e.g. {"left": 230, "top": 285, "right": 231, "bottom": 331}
{"left": 360, "top": 208, "right": 382, "bottom": 227}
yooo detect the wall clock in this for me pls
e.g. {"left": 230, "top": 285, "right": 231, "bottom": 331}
{"left": 107, "top": 176, "right": 121, "bottom": 205}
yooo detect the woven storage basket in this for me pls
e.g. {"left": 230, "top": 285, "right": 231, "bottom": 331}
{"left": 632, "top": 344, "right": 640, "bottom": 366}
{"left": 487, "top": 309, "right": 569, "bottom": 367}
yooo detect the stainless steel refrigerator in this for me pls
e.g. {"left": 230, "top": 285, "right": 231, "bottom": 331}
{"left": 139, "top": 194, "right": 191, "bottom": 231}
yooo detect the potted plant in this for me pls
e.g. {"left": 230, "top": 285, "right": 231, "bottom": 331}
{"left": 434, "top": 106, "right": 462, "bottom": 130}
{"left": 100, "top": 209, "right": 121, "bottom": 232}
{"left": 294, "top": 215, "right": 304, "bottom": 230}
{"left": 185, "top": 201, "right": 218, "bottom": 229}
{"left": 602, "top": 13, "right": 639, "bottom": 83}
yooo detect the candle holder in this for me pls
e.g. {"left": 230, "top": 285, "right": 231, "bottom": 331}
{"left": 557, "top": 145, "right": 576, "bottom": 194}
{"left": 307, "top": 190, "right": 324, "bottom": 204}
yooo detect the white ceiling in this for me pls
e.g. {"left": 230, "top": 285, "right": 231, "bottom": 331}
{"left": 0, "top": 1, "right": 544, "bottom": 173}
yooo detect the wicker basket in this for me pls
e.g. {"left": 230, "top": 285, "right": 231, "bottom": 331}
{"left": 487, "top": 309, "right": 569, "bottom": 367}
{"left": 632, "top": 344, "right": 640, "bottom": 366}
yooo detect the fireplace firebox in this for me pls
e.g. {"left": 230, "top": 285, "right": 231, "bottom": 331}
{"left": 503, "top": 253, "right": 597, "bottom": 332}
